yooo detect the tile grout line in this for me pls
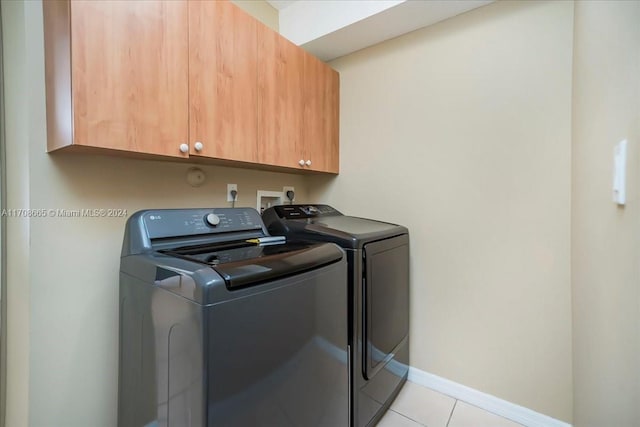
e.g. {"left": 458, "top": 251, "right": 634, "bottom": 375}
{"left": 389, "top": 409, "right": 428, "bottom": 426}
{"left": 445, "top": 399, "right": 458, "bottom": 427}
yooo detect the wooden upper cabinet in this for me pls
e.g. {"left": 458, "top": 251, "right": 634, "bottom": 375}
{"left": 257, "top": 24, "right": 305, "bottom": 170}
{"left": 44, "top": 0, "right": 190, "bottom": 157}
{"left": 257, "top": 22, "right": 339, "bottom": 173}
{"left": 188, "top": 1, "right": 258, "bottom": 163}
{"left": 303, "top": 52, "right": 340, "bottom": 173}
{"left": 44, "top": 0, "right": 339, "bottom": 173}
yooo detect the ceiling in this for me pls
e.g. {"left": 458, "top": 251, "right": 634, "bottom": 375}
{"left": 266, "top": 1, "right": 297, "bottom": 10}
{"left": 265, "top": 0, "right": 494, "bottom": 61}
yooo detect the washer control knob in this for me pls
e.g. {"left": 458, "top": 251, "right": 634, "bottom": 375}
{"left": 205, "top": 213, "right": 220, "bottom": 226}
{"left": 179, "top": 143, "right": 189, "bottom": 153}
{"left": 194, "top": 141, "right": 204, "bottom": 152}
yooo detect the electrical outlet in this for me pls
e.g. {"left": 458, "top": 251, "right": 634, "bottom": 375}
{"left": 283, "top": 186, "right": 295, "bottom": 203}
{"left": 227, "top": 184, "right": 238, "bottom": 202}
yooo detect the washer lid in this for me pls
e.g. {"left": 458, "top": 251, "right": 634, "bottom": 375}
{"left": 161, "top": 240, "right": 343, "bottom": 290}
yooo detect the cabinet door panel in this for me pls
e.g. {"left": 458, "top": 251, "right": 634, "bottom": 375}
{"left": 257, "top": 26, "right": 305, "bottom": 169}
{"left": 189, "top": 1, "right": 258, "bottom": 162}
{"left": 304, "top": 53, "right": 340, "bottom": 173}
{"left": 71, "top": 0, "right": 189, "bottom": 157}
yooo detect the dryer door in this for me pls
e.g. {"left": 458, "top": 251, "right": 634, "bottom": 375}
{"left": 362, "top": 234, "right": 410, "bottom": 379}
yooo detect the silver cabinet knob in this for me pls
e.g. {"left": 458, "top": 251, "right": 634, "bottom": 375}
{"left": 179, "top": 143, "right": 189, "bottom": 153}
{"left": 305, "top": 160, "right": 312, "bottom": 166}
{"left": 194, "top": 141, "right": 204, "bottom": 152}
{"left": 299, "top": 159, "right": 305, "bottom": 166}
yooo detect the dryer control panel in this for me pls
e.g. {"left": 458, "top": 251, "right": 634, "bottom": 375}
{"left": 272, "top": 204, "right": 341, "bottom": 219}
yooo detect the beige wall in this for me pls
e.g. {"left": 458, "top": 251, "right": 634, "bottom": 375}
{"left": 10, "top": 0, "right": 640, "bottom": 425}
{"left": 2, "top": 1, "right": 32, "bottom": 426}
{"left": 3, "top": 1, "right": 302, "bottom": 426}
{"left": 571, "top": 2, "right": 640, "bottom": 426}
{"left": 311, "top": 0, "right": 574, "bottom": 421}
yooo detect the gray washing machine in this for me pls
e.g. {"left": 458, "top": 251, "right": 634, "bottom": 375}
{"left": 262, "top": 205, "right": 410, "bottom": 427}
{"left": 119, "top": 208, "right": 349, "bottom": 427}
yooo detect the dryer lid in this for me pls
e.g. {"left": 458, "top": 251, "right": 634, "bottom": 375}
{"left": 263, "top": 204, "right": 409, "bottom": 249}
{"left": 307, "top": 216, "right": 400, "bottom": 236}
{"left": 292, "top": 216, "right": 407, "bottom": 249}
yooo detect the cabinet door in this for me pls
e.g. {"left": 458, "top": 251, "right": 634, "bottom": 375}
{"left": 257, "top": 25, "right": 305, "bottom": 169}
{"left": 303, "top": 53, "right": 340, "bottom": 173}
{"left": 70, "top": 0, "right": 189, "bottom": 157}
{"left": 189, "top": 1, "right": 258, "bottom": 162}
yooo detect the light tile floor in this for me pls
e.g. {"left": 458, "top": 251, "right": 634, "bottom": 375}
{"left": 377, "top": 381, "right": 525, "bottom": 427}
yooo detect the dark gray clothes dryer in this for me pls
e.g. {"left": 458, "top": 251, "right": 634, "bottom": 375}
{"left": 262, "top": 205, "right": 410, "bottom": 427}
{"left": 119, "top": 207, "right": 349, "bottom": 427}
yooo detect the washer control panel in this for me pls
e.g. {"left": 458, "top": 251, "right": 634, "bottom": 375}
{"left": 143, "top": 208, "right": 263, "bottom": 239}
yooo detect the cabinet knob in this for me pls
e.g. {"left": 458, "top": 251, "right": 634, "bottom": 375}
{"left": 298, "top": 159, "right": 305, "bottom": 166}
{"left": 305, "top": 160, "right": 312, "bottom": 166}
{"left": 194, "top": 141, "right": 204, "bottom": 152}
{"left": 179, "top": 143, "right": 189, "bottom": 153}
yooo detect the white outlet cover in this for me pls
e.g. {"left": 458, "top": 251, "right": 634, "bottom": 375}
{"left": 227, "top": 184, "right": 238, "bottom": 202}
{"left": 283, "top": 186, "right": 295, "bottom": 202}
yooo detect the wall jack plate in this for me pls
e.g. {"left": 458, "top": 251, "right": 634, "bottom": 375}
{"left": 257, "top": 190, "right": 283, "bottom": 213}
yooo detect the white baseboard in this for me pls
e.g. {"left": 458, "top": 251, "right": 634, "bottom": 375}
{"left": 407, "top": 367, "right": 572, "bottom": 427}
